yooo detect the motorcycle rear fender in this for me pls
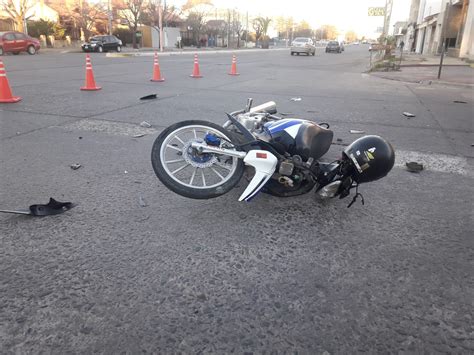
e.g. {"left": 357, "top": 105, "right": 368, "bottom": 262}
{"left": 239, "top": 150, "right": 278, "bottom": 202}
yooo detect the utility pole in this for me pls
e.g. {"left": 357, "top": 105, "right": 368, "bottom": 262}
{"left": 245, "top": 11, "right": 248, "bottom": 47}
{"left": 108, "top": 0, "right": 113, "bottom": 35}
{"left": 159, "top": 0, "right": 163, "bottom": 52}
{"left": 438, "top": 0, "right": 452, "bottom": 79}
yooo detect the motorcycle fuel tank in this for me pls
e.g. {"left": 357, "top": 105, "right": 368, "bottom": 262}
{"left": 260, "top": 119, "right": 334, "bottom": 161}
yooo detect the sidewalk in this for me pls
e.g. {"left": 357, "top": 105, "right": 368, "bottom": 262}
{"left": 399, "top": 52, "right": 469, "bottom": 67}
{"left": 370, "top": 65, "right": 474, "bottom": 88}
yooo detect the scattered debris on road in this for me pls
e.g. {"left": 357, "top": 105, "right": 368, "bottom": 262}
{"left": 290, "top": 97, "right": 302, "bottom": 101}
{"left": 406, "top": 161, "right": 424, "bottom": 173}
{"left": 140, "top": 94, "right": 158, "bottom": 100}
{"left": 453, "top": 100, "right": 467, "bottom": 104}
{"left": 78, "top": 136, "right": 83, "bottom": 139}
{"left": 350, "top": 130, "right": 365, "bottom": 134}
{"left": 124, "top": 170, "right": 128, "bottom": 174}
{"left": 133, "top": 133, "right": 146, "bottom": 138}
{"left": 336, "top": 138, "right": 343, "bottom": 142}
{"left": 139, "top": 196, "right": 148, "bottom": 207}
{"left": 70, "top": 163, "right": 82, "bottom": 170}
{"left": 140, "top": 121, "right": 152, "bottom": 128}
{"left": 403, "top": 112, "right": 416, "bottom": 118}
{"left": 0, "top": 198, "right": 74, "bottom": 216}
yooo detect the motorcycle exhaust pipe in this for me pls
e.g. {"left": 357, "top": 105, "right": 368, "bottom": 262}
{"left": 249, "top": 101, "right": 277, "bottom": 115}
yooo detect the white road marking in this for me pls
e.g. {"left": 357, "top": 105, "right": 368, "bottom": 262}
{"left": 395, "top": 150, "right": 472, "bottom": 177}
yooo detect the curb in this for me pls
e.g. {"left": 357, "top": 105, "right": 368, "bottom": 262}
{"left": 400, "top": 63, "right": 470, "bottom": 67}
{"left": 368, "top": 73, "right": 474, "bottom": 89}
{"left": 106, "top": 47, "right": 291, "bottom": 58}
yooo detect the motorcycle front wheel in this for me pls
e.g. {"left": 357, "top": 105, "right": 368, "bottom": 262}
{"left": 151, "top": 120, "right": 245, "bottom": 199}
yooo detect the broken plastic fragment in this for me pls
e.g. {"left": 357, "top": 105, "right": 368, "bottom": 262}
{"left": 406, "top": 161, "right": 424, "bottom": 173}
{"left": 403, "top": 112, "right": 416, "bottom": 118}
{"left": 140, "top": 94, "right": 157, "bottom": 100}
{"left": 290, "top": 97, "right": 302, "bottom": 101}
{"left": 133, "top": 133, "right": 146, "bottom": 138}
{"left": 350, "top": 130, "right": 365, "bottom": 134}
{"left": 70, "top": 163, "right": 82, "bottom": 170}
{"left": 139, "top": 196, "right": 148, "bottom": 207}
{"left": 0, "top": 198, "right": 74, "bottom": 216}
{"left": 140, "top": 121, "right": 152, "bottom": 128}
{"left": 453, "top": 100, "right": 467, "bottom": 104}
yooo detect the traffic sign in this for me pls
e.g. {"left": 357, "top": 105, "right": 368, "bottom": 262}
{"left": 368, "top": 7, "right": 385, "bottom": 16}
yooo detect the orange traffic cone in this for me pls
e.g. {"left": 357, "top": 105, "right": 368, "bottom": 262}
{"left": 190, "top": 54, "right": 203, "bottom": 78}
{"left": 80, "top": 54, "right": 101, "bottom": 91}
{"left": 150, "top": 51, "right": 165, "bottom": 82}
{"left": 228, "top": 54, "right": 239, "bottom": 76}
{"left": 0, "top": 60, "right": 21, "bottom": 103}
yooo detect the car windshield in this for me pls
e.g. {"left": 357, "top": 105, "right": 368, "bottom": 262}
{"left": 329, "top": 41, "right": 339, "bottom": 45}
{"left": 90, "top": 36, "right": 103, "bottom": 42}
{"left": 293, "top": 38, "right": 309, "bottom": 43}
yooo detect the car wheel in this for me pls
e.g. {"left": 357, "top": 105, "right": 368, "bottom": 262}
{"left": 27, "top": 45, "right": 36, "bottom": 55}
{"left": 116, "top": 45, "right": 122, "bottom": 52}
{"left": 312, "top": 51, "right": 315, "bottom": 56}
{"left": 296, "top": 52, "right": 299, "bottom": 56}
{"left": 98, "top": 46, "right": 103, "bottom": 53}
{"left": 0, "top": 47, "right": 3, "bottom": 56}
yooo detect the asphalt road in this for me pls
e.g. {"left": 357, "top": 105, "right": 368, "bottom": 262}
{"left": 1, "top": 46, "right": 473, "bottom": 353}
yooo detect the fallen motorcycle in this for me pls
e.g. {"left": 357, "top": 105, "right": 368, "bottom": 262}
{"left": 151, "top": 99, "right": 395, "bottom": 206}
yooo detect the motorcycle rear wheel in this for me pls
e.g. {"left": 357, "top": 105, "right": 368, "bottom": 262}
{"left": 151, "top": 120, "right": 245, "bottom": 199}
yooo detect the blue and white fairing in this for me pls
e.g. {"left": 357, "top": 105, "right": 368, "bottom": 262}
{"left": 260, "top": 119, "right": 334, "bottom": 161}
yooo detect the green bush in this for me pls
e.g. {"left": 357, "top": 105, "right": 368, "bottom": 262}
{"left": 27, "top": 19, "right": 65, "bottom": 40}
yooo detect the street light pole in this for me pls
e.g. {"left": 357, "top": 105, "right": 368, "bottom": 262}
{"left": 438, "top": 0, "right": 452, "bottom": 79}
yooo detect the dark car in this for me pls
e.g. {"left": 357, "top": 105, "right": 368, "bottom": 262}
{"left": 0, "top": 31, "right": 41, "bottom": 55}
{"left": 325, "top": 41, "right": 342, "bottom": 53}
{"left": 82, "top": 35, "right": 122, "bottom": 53}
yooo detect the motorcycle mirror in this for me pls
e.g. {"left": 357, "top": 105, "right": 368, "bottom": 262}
{"left": 245, "top": 98, "right": 253, "bottom": 112}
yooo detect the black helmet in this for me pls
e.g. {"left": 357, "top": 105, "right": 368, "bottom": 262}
{"left": 343, "top": 135, "right": 395, "bottom": 183}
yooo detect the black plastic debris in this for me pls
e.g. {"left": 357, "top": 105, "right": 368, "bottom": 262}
{"left": 140, "top": 94, "right": 157, "bottom": 100}
{"left": 0, "top": 198, "right": 74, "bottom": 216}
{"left": 406, "top": 162, "right": 424, "bottom": 173}
{"left": 70, "top": 163, "right": 82, "bottom": 170}
{"left": 453, "top": 100, "right": 467, "bottom": 104}
{"left": 403, "top": 112, "right": 416, "bottom": 118}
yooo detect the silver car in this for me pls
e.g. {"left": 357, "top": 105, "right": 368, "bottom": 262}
{"left": 290, "top": 37, "right": 316, "bottom": 56}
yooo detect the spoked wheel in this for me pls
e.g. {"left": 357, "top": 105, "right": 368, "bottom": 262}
{"left": 151, "top": 120, "right": 245, "bottom": 199}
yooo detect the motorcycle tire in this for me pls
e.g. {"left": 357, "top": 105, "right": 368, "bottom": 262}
{"left": 151, "top": 120, "right": 245, "bottom": 199}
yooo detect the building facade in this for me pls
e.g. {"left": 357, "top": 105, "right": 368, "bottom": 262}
{"left": 411, "top": 0, "right": 473, "bottom": 59}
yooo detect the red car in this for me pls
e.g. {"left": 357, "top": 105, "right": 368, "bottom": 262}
{"left": 0, "top": 31, "right": 41, "bottom": 55}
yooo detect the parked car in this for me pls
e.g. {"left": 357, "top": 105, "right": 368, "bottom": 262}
{"left": 290, "top": 37, "right": 316, "bottom": 56}
{"left": 325, "top": 41, "right": 342, "bottom": 53}
{"left": 82, "top": 35, "right": 122, "bottom": 53}
{"left": 0, "top": 31, "right": 40, "bottom": 55}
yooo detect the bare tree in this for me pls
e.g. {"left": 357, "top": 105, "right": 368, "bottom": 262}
{"left": 72, "top": 1, "right": 107, "bottom": 40}
{"left": 1, "top": 0, "right": 35, "bottom": 33}
{"left": 186, "top": 11, "right": 207, "bottom": 47}
{"left": 231, "top": 11, "right": 243, "bottom": 48}
{"left": 183, "top": 0, "right": 213, "bottom": 47}
{"left": 143, "top": 0, "right": 180, "bottom": 30}
{"left": 121, "top": 0, "right": 145, "bottom": 48}
{"left": 252, "top": 18, "right": 263, "bottom": 46}
{"left": 253, "top": 17, "right": 271, "bottom": 48}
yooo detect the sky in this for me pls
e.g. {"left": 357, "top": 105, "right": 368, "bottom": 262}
{"left": 170, "top": 0, "right": 412, "bottom": 38}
